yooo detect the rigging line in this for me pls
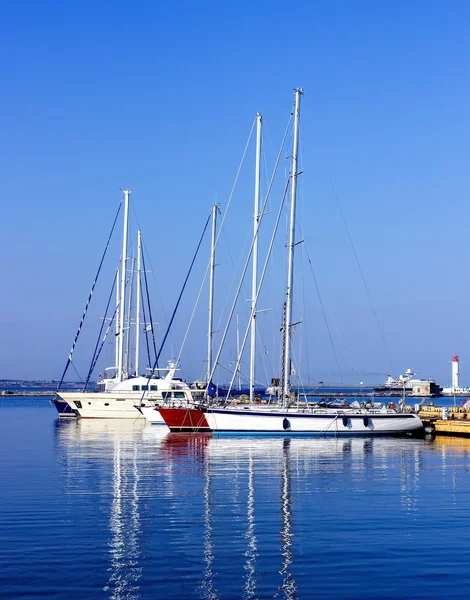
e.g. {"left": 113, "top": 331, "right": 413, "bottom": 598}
{"left": 329, "top": 306, "right": 358, "bottom": 378}
{"left": 299, "top": 243, "right": 311, "bottom": 384}
{"left": 256, "top": 326, "right": 273, "bottom": 384}
{"left": 192, "top": 117, "right": 256, "bottom": 338}
{"left": 213, "top": 118, "right": 256, "bottom": 252}
{"left": 140, "top": 242, "right": 167, "bottom": 327}
{"left": 139, "top": 213, "right": 211, "bottom": 405}
{"left": 139, "top": 268, "right": 152, "bottom": 369}
{"left": 87, "top": 303, "right": 120, "bottom": 385}
{"left": 302, "top": 243, "right": 344, "bottom": 383}
{"left": 209, "top": 112, "right": 294, "bottom": 392}
{"left": 57, "top": 199, "right": 123, "bottom": 392}
{"left": 70, "top": 361, "right": 85, "bottom": 383}
{"left": 214, "top": 226, "right": 252, "bottom": 334}
{"left": 140, "top": 236, "right": 179, "bottom": 362}
{"left": 140, "top": 243, "right": 158, "bottom": 365}
{"left": 83, "top": 273, "right": 117, "bottom": 390}
{"left": 175, "top": 227, "right": 211, "bottom": 365}
{"left": 215, "top": 362, "right": 266, "bottom": 389}
{"left": 329, "top": 178, "right": 394, "bottom": 372}
{"left": 226, "top": 177, "right": 291, "bottom": 399}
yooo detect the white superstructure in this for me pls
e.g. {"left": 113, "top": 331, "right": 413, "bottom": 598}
{"left": 59, "top": 364, "right": 193, "bottom": 419}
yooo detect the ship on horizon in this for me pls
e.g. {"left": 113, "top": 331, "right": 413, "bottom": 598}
{"left": 373, "top": 369, "right": 442, "bottom": 397}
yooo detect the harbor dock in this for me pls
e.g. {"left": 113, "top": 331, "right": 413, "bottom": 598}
{"left": 418, "top": 405, "right": 470, "bottom": 436}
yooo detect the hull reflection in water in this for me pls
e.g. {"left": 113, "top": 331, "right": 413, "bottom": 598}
{"left": 54, "top": 419, "right": 470, "bottom": 599}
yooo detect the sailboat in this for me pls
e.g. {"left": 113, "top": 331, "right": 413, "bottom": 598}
{"left": 55, "top": 190, "right": 193, "bottom": 419}
{"left": 158, "top": 89, "right": 424, "bottom": 436}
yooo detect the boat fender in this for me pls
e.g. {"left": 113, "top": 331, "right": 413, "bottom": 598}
{"left": 363, "top": 416, "right": 369, "bottom": 427}
{"left": 283, "top": 418, "right": 291, "bottom": 431}
{"left": 342, "top": 416, "right": 348, "bottom": 427}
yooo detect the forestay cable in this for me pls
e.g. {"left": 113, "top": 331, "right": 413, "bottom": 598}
{"left": 83, "top": 274, "right": 118, "bottom": 390}
{"left": 330, "top": 178, "right": 394, "bottom": 373}
{"left": 57, "top": 200, "right": 123, "bottom": 392}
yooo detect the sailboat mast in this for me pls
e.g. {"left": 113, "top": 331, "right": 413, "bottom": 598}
{"left": 118, "top": 189, "right": 130, "bottom": 381}
{"left": 207, "top": 204, "right": 218, "bottom": 383}
{"left": 125, "top": 257, "right": 135, "bottom": 376}
{"left": 135, "top": 229, "right": 142, "bottom": 376}
{"left": 250, "top": 112, "right": 262, "bottom": 403}
{"left": 115, "top": 265, "right": 120, "bottom": 372}
{"left": 282, "top": 89, "right": 303, "bottom": 401}
{"left": 236, "top": 313, "right": 241, "bottom": 391}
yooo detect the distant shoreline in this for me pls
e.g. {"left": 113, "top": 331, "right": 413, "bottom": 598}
{"left": 1, "top": 391, "right": 57, "bottom": 396}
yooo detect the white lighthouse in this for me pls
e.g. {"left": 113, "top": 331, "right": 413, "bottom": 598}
{"left": 452, "top": 355, "right": 460, "bottom": 391}
{"left": 443, "top": 354, "right": 470, "bottom": 395}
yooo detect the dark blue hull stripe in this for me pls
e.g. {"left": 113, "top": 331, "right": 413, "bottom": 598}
{"left": 206, "top": 410, "right": 417, "bottom": 420}
{"left": 169, "top": 429, "right": 416, "bottom": 436}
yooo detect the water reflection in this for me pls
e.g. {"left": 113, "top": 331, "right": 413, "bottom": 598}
{"left": 55, "top": 419, "right": 161, "bottom": 600}
{"left": 200, "top": 456, "right": 219, "bottom": 600}
{"left": 276, "top": 440, "right": 297, "bottom": 600}
{"left": 243, "top": 451, "right": 258, "bottom": 600}
{"left": 54, "top": 422, "right": 470, "bottom": 599}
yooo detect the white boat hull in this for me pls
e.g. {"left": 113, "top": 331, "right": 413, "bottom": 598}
{"left": 160, "top": 406, "right": 423, "bottom": 435}
{"left": 208, "top": 409, "right": 422, "bottom": 434}
{"left": 139, "top": 405, "right": 166, "bottom": 425}
{"left": 58, "top": 392, "right": 149, "bottom": 419}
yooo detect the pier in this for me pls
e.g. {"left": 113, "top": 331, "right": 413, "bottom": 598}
{"left": 418, "top": 405, "right": 470, "bottom": 436}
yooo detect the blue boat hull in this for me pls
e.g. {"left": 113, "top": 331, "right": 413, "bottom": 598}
{"left": 51, "top": 398, "right": 77, "bottom": 417}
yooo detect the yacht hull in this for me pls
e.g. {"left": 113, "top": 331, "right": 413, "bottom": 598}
{"left": 159, "top": 407, "right": 423, "bottom": 435}
{"left": 57, "top": 392, "right": 150, "bottom": 419}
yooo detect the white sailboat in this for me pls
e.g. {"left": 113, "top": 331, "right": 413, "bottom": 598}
{"left": 56, "top": 190, "right": 192, "bottom": 419}
{"left": 159, "top": 89, "right": 424, "bottom": 436}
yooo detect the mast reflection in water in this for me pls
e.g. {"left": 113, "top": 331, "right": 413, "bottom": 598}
{"left": 276, "top": 439, "right": 297, "bottom": 600}
{"left": 243, "top": 451, "right": 258, "bottom": 600}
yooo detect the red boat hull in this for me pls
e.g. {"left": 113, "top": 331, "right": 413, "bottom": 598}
{"left": 159, "top": 407, "right": 211, "bottom": 432}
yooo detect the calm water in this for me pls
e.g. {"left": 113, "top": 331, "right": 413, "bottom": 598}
{"left": 2, "top": 398, "right": 470, "bottom": 599}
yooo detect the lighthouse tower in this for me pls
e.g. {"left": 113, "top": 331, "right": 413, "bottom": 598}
{"left": 452, "top": 355, "right": 460, "bottom": 391}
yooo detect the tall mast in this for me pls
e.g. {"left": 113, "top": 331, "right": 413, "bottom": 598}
{"left": 250, "top": 112, "right": 262, "bottom": 403}
{"left": 207, "top": 204, "right": 218, "bottom": 383}
{"left": 115, "top": 265, "right": 120, "bottom": 373}
{"left": 282, "top": 89, "right": 303, "bottom": 401}
{"left": 135, "top": 229, "right": 142, "bottom": 376}
{"left": 124, "top": 257, "right": 135, "bottom": 375}
{"left": 118, "top": 189, "right": 130, "bottom": 381}
{"left": 236, "top": 313, "right": 241, "bottom": 391}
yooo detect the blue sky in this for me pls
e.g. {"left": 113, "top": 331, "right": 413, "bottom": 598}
{"left": 2, "top": 0, "right": 470, "bottom": 386}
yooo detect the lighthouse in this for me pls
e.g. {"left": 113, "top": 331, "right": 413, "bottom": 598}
{"left": 452, "top": 355, "right": 460, "bottom": 391}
